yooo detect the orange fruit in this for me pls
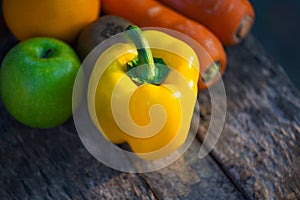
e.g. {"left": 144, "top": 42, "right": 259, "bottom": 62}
{"left": 2, "top": 0, "right": 100, "bottom": 43}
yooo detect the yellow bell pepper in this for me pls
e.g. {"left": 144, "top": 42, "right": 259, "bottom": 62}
{"left": 88, "top": 26, "right": 199, "bottom": 160}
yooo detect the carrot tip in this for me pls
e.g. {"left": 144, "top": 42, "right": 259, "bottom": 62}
{"left": 235, "top": 15, "right": 254, "bottom": 42}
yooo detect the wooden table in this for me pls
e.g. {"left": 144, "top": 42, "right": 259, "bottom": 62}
{"left": 1, "top": 16, "right": 300, "bottom": 199}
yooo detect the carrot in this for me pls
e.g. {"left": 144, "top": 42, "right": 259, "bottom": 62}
{"left": 159, "top": 0, "right": 255, "bottom": 46}
{"left": 102, "top": 0, "right": 227, "bottom": 90}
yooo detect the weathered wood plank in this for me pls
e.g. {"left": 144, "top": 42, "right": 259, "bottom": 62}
{"left": 141, "top": 139, "right": 245, "bottom": 200}
{"left": 197, "top": 35, "right": 300, "bottom": 200}
{"left": 0, "top": 91, "right": 244, "bottom": 200}
{"left": 75, "top": 173, "right": 157, "bottom": 200}
{"left": 2, "top": 6, "right": 299, "bottom": 198}
{"left": 0, "top": 103, "right": 157, "bottom": 200}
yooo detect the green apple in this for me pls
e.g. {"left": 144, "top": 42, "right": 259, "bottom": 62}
{"left": 0, "top": 37, "right": 80, "bottom": 128}
{"left": 76, "top": 15, "right": 132, "bottom": 60}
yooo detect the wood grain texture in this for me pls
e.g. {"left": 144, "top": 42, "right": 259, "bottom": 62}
{"left": 1, "top": 10, "right": 300, "bottom": 199}
{"left": 0, "top": 105, "right": 156, "bottom": 200}
{"left": 141, "top": 139, "right": 245, "bottom": 200}
{"left": 0, "top": 101, "right": 243, "bottom": 200}
{"left": 197, "top": 35, "right": 300, "bottom": 200}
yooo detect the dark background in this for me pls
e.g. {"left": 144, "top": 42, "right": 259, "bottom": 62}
{"left": 249, "top": 0, "right": 300, "bottom": 89}
{"left": 0, "top": 0, "right": 299, "bottom": 89}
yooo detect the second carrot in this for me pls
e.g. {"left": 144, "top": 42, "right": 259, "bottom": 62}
{"left": 102, "top": 0, "right": 227, "bottom": 90}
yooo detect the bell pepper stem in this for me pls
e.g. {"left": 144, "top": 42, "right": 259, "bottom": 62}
{"left": 125, "top": 25, "right": 170, "bottom": 85}
{"left": 126, "top": 25, "right": 156, "bottom": 80}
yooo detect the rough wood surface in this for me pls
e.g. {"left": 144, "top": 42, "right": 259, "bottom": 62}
{"left": 197, "top": 35, "right": 300, "bottom": 200}
{"left": 141, "top": 139, "right": 245, "bottom": 200}
{"left": 0, "top": 100, "right": 244, "bottom": 199}
{"left": 1, "top": 8, "right": 300, "bottom": 199}
{"left": 0, "top": 109, "right": 156, "bottom": 200}
{"left": 0, "top": 101, "right": 244, "bottom": 199}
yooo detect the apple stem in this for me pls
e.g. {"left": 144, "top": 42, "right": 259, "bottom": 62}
{"left": 42, "top": 48, "right": 54, "bottom": 58}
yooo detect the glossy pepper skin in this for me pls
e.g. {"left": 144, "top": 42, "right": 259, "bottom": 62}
{"left": 88, "top": 28, "right": 199, "bottom": 160}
